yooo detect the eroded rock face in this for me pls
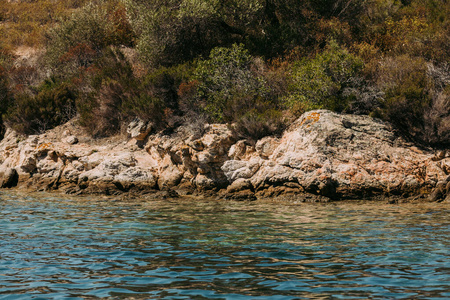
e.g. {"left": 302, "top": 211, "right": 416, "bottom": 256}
{"left": 0, "top": 111, "right": 447, "bottom": 201}
{"left": 235, "top": 110, "right": 448, "bottom": 200}
{"left": 144, "top": 123, "right": 235, "bottom": 191}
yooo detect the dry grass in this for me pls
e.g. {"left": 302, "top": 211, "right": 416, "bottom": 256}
{"left": 0, "top": 0, "right": 89, "bottom": 49}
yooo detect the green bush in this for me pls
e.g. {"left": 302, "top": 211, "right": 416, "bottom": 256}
{"left": 286, "top": 40, "right": 364, "bottom": 115}
{"left": 5, "top": 79, "right": 76, "bottom": 135}
{"left": 125, "top": 0, "right": 265, "bottom": 66}
{"left": 423, "top": 87, "right": 450, "bottom": 148}
{"left": 75, "top": 48, "right": 189, "bottom": 136}
{"left": 0, "top": 43, "right": 13, "bottom": 69}
{"left": 194, "top": 44, "right": 271, "bottom": 122}
{"left": 370, "top": 55, "right": 450, "bottom": 147}
{"left": 189, "top": 43, "right": 285, "bottom": 139}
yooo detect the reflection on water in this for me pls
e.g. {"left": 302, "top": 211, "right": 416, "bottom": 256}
{"left": 0, "top": 192, "right": 449, "bottom": 299}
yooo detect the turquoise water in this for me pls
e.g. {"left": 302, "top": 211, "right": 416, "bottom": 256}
{"left": 0, "top": 192, "right": 449, "bottom": 299}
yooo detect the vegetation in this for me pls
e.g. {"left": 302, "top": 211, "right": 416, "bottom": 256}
{"left": 0, "top": 0, "right": 448, "bottom": 147}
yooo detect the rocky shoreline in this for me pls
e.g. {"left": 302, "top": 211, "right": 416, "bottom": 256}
{"left": 0, "top": 110, "right": 449, "bottom": 203}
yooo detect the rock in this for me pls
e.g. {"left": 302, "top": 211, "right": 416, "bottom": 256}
{"left": 19, "top": 155, "right": 37, "bottom": 173}
{"left": 427, "top": 181, "right": 447, "bottom": 202}
{"left": 222, "top": 189, "right": 256, "bottom": 201}
{"left": 194, "top": 174, "right": 216, "bottom": 191}
{"left": 63, "top": 135, "right": 78, "bottom": 145}
{"left": 158, "top": 165, "right": 183, "bottom": 190}
{"left": 228, "top": 140, "right": 248, "bottom": 160}
{"left": 222, "top": 157, "right": 261, "bottom": 183}
{"left": 61, "top": 163, "right": 82, "bottom": 183}
{"left": 189, "top": 140, "right": 204, "bottom": 151}
{"left": 159, "top": 188, "right": 180, "bottom": 199}
{"left": 226, "top": 178, "right": 253, "bottom": 193}
{"left": 127, "top": 119, "right": 152, "bottom": 141}
{"left": 0, "top": 109, "right": 448, "bottom": 201}
{"left": 432, "top": 149, "right": 447, "bottom": 161}
{"left": 0, "top": 168, "right": 19, "bottom": 188}
{"left": 114, "top": 167, "right": 157, "bottom": 190}
{"left": 245, "top": 110, "right": 443, "bottom": 199}
{"left": 77, "top": 153, "right": 137, "bottom": 185}
{"left": 255, "top": 137, "right": 280, "bottom": 159}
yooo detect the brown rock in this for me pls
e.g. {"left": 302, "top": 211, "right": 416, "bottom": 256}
{"left": 0, "top": 168, "right": 19, "bottom": 188}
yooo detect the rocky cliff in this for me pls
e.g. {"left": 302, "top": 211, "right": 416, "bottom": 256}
{"left": 0, "top": 110, "right": 449, "bottom": 202}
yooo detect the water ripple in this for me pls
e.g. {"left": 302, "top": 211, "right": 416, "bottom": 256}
{"left": 0, "top": 192, "right": 449, "bottom": 299}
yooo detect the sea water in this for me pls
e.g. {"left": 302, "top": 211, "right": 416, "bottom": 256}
{"left": 0, "top": 192, "right": 449, "bottom": 299}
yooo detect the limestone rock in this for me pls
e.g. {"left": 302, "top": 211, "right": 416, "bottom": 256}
{"left": 189, "top": 140, "right": 204, "bottom": 151}
{"left": 255, "top": 137, "right": 280, "bottom": 159}
{"left": 0, "top": 168, "right": 18, "bottom": 188}
{"left": 228, "top": 140, "right": 252, "bottom": 160}
{"left": 226, "top": 178, "right": 253, "bottom": 193}
{"left": 0, "top": 110, "right": 448, "bottom": 200}
{"left": 158, "top": 165, "right": 183, "bottom": 190}
{"left": 114, "top": 167, "right": 157, "bottom": 190}
{"left": 237, "top": 110, "right": 443, "bottom": 199}
{"left": 222, "top": 157, "right": 261, "bottom": 183}
{"left": 63, "top": 135, "right": 78, "bottom": 145}
{"left": 127, "top": 119, "right": 152, "bottom": 141}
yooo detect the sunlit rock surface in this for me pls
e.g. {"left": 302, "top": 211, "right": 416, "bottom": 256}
{"left": 0, "top": 111, "right": 448, "bottom": 201}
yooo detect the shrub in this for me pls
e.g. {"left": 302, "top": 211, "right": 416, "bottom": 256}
{"left": 116, "top": 61, "right": 193, "bottom": 131}
{"left": 423, "top": 88, "right": 450, "bottom": 147}
{"left": 5, "top": 79, "right": 77, "bottom": 135}
{"left": 0, "top": 65, "right": 13, "bottom": 137}
{"left": 0, "top": 44, "right": 13, "bottom": 68}
{"left": 370, "top": 55, "right": 450, "bottom": 146}
{"left": 428, "top": 24, "right": 450, "bottom": 63}
{"left": 44, "top": 0, "right": 132, "bottom": 77}
{"left": 75, "top": 48, "right": 189, "bottom": 136}
{"left": 109, "top": 3, "right": 136, "bottom": 47}
{"left": 194, "top": 44, "right": 271, "bottom": 122}
{"left": 230, "top": 101, "right": 286, "bottom": 141}
{"left": 127, "top": 0, "right": 219, "bottom": 66}
{"left": 125, "top": 0, "right": 264, "bottom": 66}
{"left": 286, "top": 40, "right": 364, "bottom": 116}
{"left": 75, "top": 47, "right": 135, "bottom": 136}
{"left": 188, "top": 43, "right": 285, "bottom": 139}
{"left": 0, "top": 0, "right": 89, "bottom": 48}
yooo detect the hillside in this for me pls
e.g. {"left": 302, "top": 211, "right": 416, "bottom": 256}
{"left": 0, "top": 0, "right": 449, "bottom": 149}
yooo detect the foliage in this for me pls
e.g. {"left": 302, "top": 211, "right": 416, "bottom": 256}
{"left": 121, "top": 64, "right": 191, "bottom": 130}
{"left": 76, "top": 47, "right": 191, "bottom": 136}
{"left": 0, "top": 0, "right": 449, "bottom": 148}
{"left": 0, "top": 43, "right": 13, "bottom": 69}
{"left": 188, "top": 43, "right": 285, "bottom": 139}
{"left": 371, "top": 55, "right": 450, "bottom": 147}
{"left": 124, "top": 0, "right": 262, "bottom": 66}
{"left": 4, "top": 79, "right": 77, "bottom": 135}
{"left": 423, "top": 88, "right": 450, "bottom": 147}
{"left": 193, "top": 44, "right": 269, "bottom": 122}
{"left": 230, "top": 100, "right": 286, "bottom": 141}
{"left": 45, "top": 0, "right": 134, "bottom": 77}
{"left": 0, "top": 65, "right": 12, "bottom": 137}
{"left": 286, "top": 40, "right": 364, "bottom": 116}
{"left": 75, "top": 47, "right": 135, "bottom": 136}
{"left": 0, "top": 0, "right": 89, "bottom": 48}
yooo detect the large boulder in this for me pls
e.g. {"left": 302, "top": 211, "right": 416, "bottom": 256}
{"left": 224, "top": 110, "right": 447, "bottom": 200}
